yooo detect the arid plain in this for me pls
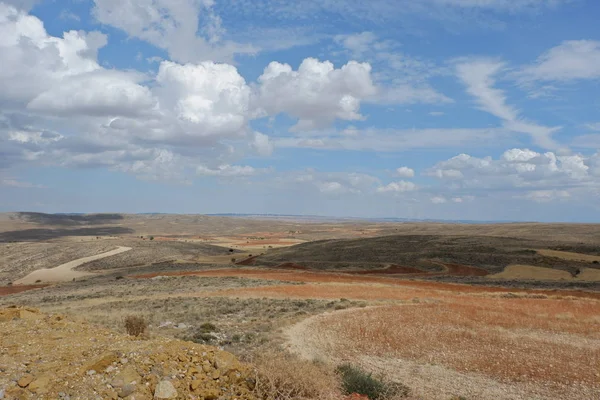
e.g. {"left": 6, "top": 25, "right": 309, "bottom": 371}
{"left": 1, "top": 212, "right": 599, "bottom": 400}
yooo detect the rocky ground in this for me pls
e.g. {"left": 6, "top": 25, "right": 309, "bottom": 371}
{"left": 0, "top": 307, "right": 258, "bottom": 400}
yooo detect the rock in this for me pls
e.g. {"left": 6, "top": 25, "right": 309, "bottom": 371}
{"left": 0, "top": 307, "right": 41, "bottom": 322}
{"left": 118, "top": 383, "right": 136, "bottom": 398}
{"left": 17, "top": 374, "right": 34, "bottom": 388}
{"left": 214, "top": 351, "right": 240, "bottom": 374}
{"left": 154, "top": 380, "right": 177, "bottom": 399}
{"left": 0, "top": 388, "right": 4, "bottom": 399}
{"left": 81, "top": 352, "right": 118, "bottom": 374}
{"left": 112, "top": 366, "right": 141, "bottom": 388}
{"left": 198, "top": 388, "right": 220, "bottom": 399}
{"left": 28, "top": 374, "right": 51, "bottom": 394}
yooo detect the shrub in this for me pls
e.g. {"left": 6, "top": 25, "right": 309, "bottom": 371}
{"left": 231, "top": 257, "right": 236, "bottom": 263}
{"left": 35, "top": 279, "right": 42, "bottom": 283}
{"left": 149, "top": 236, "right": 154, "bottom": 241}
{"left": 199, "top": 322, "right": 218, "bottom": 332}
{"left": 251, "top": 350, "right": 341, "bottom": 400}
{"left": 336, "top": 364, "right": 409, "bottom": 400}
{"left": 124, "top": 315, "right": 147, "bottom": 336}
{"left": 115, "top": 276, "right": 125, "bottom": 280}
{"left": 191, "top": 332, "right": 216, "bottom": 343}
{"left": 593, "top": 260, "right": 599, "bottom": 264}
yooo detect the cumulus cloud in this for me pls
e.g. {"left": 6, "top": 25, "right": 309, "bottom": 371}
{"left": 256, "top": 58, "right": 377, "bottom": 130}
{"left": 394, "top": 167, "right": 415, "bottom": 178}
{"left": 431, "top": 196, "right": 447, "bottom": 204}
{"left": 154, "top": 60, "right": 251, "bottom": 136}
{"left": 456, "top": 59, "right": 561, "bottom": 149}
{"left": 377, "top": 181, "right": 417, "bottom": 193}
{"left": 427, "top": 148, "right": 600, "bottom": 201}
{"left": 28, "top": 70, "right": 155, "bottom": 117}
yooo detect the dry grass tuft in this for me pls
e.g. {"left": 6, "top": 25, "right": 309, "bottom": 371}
{"left": 250, "top": 350, "right": 342, "bottom": 400}
{"left": 124, "top": 315, "right": 147, "bottom": 336}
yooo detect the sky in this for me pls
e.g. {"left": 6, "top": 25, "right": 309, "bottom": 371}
{"left": 1, "top": 0, "right": 600, "bottom": 222}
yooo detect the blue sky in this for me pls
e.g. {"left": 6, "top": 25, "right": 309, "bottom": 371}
{"left": 1, "top": 0, "right": 600, "bottom": 221}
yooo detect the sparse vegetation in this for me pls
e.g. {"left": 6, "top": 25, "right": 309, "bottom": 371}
{"left": 252, "top": 350, "right": 341, "bottom": 400}
{"left": 124, "top": 315, "right": 147, "bottom": 336}
{"left": 336, "top": 364, "right": 409, "bottom": 400}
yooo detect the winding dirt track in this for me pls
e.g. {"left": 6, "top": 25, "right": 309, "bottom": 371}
{"left": 14, "top": 246, "right": 132, "bottom": 285}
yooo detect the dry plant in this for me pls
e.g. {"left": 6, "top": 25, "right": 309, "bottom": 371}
{"left": 124, "top": 315, "right": 147, "bottom": 336}
{"left": 250, "top": 350, "right": 342, "bottom": 400}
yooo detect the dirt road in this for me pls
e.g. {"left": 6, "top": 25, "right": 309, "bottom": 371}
{"left": 14, "top": 246, "right": 132, "bottom": 285}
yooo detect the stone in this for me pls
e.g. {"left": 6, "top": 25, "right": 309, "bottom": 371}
{"left": 28, "top": 375, "right": 51, "bottom": 394}
{"left": 154, "top": 380, "right": 177, "bottom": 399}
{"left": 17, "top": 374, "right": 33, "bottom": 388}
{"left": 198, "top": 388, "right": 220, "bottom": 400}
{"left": 118, "top": 383, "right": 136, "bottom": 398}
{"left": 111, "top": 366, "right": 141, "bottom": 388}
{"left": 81, "top": 352, "right": 118, "bottom": 374}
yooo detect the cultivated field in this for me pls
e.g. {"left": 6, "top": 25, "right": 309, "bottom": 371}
{"left": 1, "top": 212, "right": 599, "bottom": 400}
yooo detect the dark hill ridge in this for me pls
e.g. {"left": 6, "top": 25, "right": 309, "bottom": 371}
{"left": 254, "top": 234, "right": 600, "bottom": 275}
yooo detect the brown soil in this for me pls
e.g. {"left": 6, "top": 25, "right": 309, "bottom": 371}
{"left": 0, "top": 284, "right": 47, "bottom": 297}
{"left": 0, "top": 307, "right": 257, "bottom": 400}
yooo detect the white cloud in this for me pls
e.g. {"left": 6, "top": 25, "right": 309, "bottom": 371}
{"left": 274, "top": 127, "right": 515, "bottom": 152}
{"left": 251, "top": 132, "right": 273, "bottom": 156}
{"left": 377, "top": 181, "right": 417, "bottom": 193}
{"left": 585, "top": 123, "right": 600, "bottom": 132}
{"left": 92, "top": 0, "right": 255, "bottom": 63}
{"left": 334, "top": 32, "right": 378, "bottom": 59}
{"left": 256, "top": 58, "right": 376, "bottom": 131}
{"left": 319, "top": 181, "right": 348, "bottom": 194}
{"left": 196, "top": 164, "right": 258, "bottom": 177}
{"left": 431, "top": 196, "right": 447, "bottom": 204}
{"left": 155, "top": 60, "right": 251, "bottom": 136}
{"left": 520, "top": 40, "right": 600, "bottom": 82}
{"left": 429, "top": 111, "right": 445, "bottom": 116}
{"left": 395, "top": 167, "right": 415, "bottom": 178}
{"left": 427, "top": 148, "right": 600, "bottom": 202}
{"left": 335, "top": 32, "right": 451, "bottom": 105}
{"left": 0, "top": 178, "right": 45, "bottom": 188}
{"left": 523, "top": 189, "right": 571, "bottom": 203}
{"left": 28, "top": 70, "right": 155, "bottom": 117}
{"left": 456, "top": 58, "right": 561, "bottom": 149}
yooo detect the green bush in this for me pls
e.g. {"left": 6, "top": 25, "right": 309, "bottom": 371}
{"left": 336, "top": 364, "right": 409, "bottom": 399}
{"left": 199, "top": 322, "right": 218, "bottom": 332}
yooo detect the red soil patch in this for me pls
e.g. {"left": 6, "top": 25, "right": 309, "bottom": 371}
{"left": 235, "top": 256, "right": 259, "bottom": 266}
{"left": 131, "top": 268, "right": 600, "bottom": 300}
{"left": 0, "top": 285, "right": 47, "bottom": 297}
{"left": 353, "top": 264, "right": 425, "bottom": 275}
{"left": 271, "top": 262, "right": 309, "bottom": 270}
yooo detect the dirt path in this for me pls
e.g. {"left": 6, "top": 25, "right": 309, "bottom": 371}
{"left": 14, "top": 246, "right": 132, "bottom": 285}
